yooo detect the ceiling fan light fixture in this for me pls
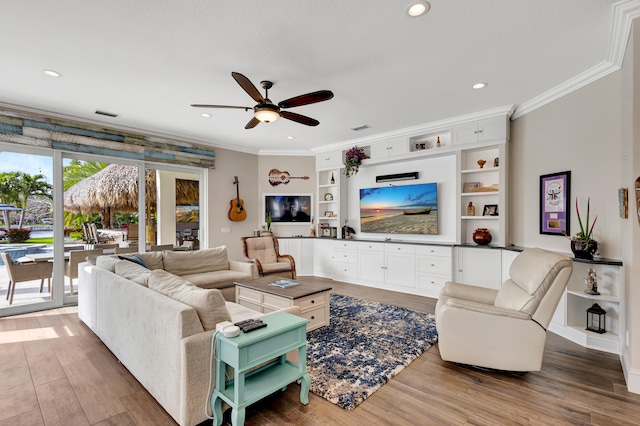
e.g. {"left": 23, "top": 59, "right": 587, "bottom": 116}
{"left": 472, "top": 82, "right": 488, "bottom": 89}
{"left": 254, "top": 104, "right": 280, "bottom": 123}
{"left": 43, "top": 69, "right": 62, "bottom": 78}
{"left": 405, "top": 1, "right": 430, "bottom": 17}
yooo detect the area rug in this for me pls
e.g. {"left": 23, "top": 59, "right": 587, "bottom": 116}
{"left": 306, "top": 294, "right": 438, "bottom": 410}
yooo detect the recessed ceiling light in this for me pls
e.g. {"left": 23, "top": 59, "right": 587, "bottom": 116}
{"left": 472, "top": 82, "right": 488, "bottom": 90}
{"left": 405, "top": 1, "right": 430, "bottom": 17}
{"left": 43, "top": 69, "right": 62, "bottom": 78}
{"left": 287, "top": 136, "right": 295, "bottom": 140}
{"left": 201, "top": 113, "right": 211, "bottom": 118}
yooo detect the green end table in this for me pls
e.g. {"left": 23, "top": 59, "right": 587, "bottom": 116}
{"left": 211, "top": 312, "right": 311, "bottom": 426}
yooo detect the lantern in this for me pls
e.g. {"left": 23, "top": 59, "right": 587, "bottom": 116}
{"left": 586, "top": 303, "right": 607, "bottom": 334}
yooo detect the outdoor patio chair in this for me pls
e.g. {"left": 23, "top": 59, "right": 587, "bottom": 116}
{"left": 1, "top": 252, "right": 53, "bottom": 305}
{"left": 64, "top": 249, "right": 103, "bottom": 295}
{"left": 150, "top": 244, "right": 174, "bottom": 252}
{"left": 114, "top": 246, "right": 137, "bottom": 254}
{"left": 125, "top": 223, "right": 139, "bottom": 246}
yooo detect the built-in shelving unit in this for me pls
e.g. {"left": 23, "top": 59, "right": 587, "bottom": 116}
{"left": 316, "top": 169, "right": 346, "bottom": 238}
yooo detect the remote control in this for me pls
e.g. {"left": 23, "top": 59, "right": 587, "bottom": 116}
{"left": 242, "top": 322, "right": 267, "bottom": 333}
{"left": 234, "top": 319, "right": 259, "bottom": 327}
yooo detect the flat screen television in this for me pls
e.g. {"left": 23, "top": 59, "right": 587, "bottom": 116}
{"left": 264, "top": 193, "right": 312, "bottom": 224}
{"left": 359, "top": 182, "right": 438, "bottom": 234}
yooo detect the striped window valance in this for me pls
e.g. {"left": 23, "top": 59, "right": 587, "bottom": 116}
{"left": 0, "top": 108, "right": 215, "bottom": 168}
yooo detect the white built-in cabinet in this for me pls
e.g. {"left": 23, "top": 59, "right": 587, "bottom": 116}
{"left": 370, "top": 136, "right": 410, "bottom": 159}
{"left": 453, "top": 117, "right": 507, "bottom": 145}
{"left": 454, "top": 246, "right": 502, "bottom": 290}
{"left": 315, "top": 149, "right": 343, "bottom": 170}
{"left": 277, "top": 238, "right": 315, "bottom": 276}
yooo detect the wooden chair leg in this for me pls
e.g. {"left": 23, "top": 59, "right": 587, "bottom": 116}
{"left": 8, "top": 280, "right": 15, "bottom": 305}
{"left": 5, "top": 280, "right": 11, "bottom": 300}
{"left": 69, "top": 278, "right": 74, "bottom": 296}
{"left": 39, "top": 278, "right": 45, "bottom": 293}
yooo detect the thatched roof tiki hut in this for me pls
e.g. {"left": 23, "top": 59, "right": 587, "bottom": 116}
{"left": 63, "top": 164, "right": 199, "bottom": 230}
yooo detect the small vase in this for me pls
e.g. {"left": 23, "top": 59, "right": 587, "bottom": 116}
{"left": 571, "top": 240, "right": 598, "bottom": 260}
{"left": 472, "top": 228, "right": 492, "bottom": 245}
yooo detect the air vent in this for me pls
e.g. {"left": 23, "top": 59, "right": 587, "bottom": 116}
{"left": 350, "top": 124, "right": 369, "bottom": 132}
{"left": 94, "top": 110, "right": 118, "bottom": 118}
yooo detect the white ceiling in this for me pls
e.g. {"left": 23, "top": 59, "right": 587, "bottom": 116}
{"left": 0, "top": 0, "right": 629, "bottom": 155}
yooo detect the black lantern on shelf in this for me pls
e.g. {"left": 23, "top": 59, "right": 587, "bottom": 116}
{"left": 586, "top": 303, "right": 607, "bottom": 334}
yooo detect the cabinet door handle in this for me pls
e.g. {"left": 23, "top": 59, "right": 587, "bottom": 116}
{"left": 311, "top": 316, "right": 315, "bottom": 320}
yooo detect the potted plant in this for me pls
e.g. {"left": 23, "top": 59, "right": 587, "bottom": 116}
{"left": 344, "top": 146, "right": 369, "bottom": 178}
{"left": 568, "top": 197, "right": 598, "bottom": 260}
{"left": 262, "top": 212, "right": 273, "bottom": 236}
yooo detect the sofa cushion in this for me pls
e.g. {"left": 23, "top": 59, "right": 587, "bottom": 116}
{"left": 118, "top": 253, "right": 149, "bottom": 269}
{"left": 180, "top": 270, "right": 249, "bottom": 289}
{"left": 163, "top": 246, "right": 229, "bottom": 276}
{"left": 114, "top": 260, "right": 151, "bottom": 286}
{"left": 148, "top": 269, "right": 231, "bottom": 331}
{"left": 136, "top": 251, "right": 164, "bottom": 270}
{"left": 95, "top": 255, "right": 120, "bottom": 273}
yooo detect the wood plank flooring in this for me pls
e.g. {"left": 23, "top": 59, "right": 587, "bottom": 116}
{"left": 1, "top": 277, "right": 639, "bottom": 425}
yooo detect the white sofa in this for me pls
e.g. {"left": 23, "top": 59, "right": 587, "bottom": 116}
{"left": 77, "top": 248, "right": 297, "bottom": 426}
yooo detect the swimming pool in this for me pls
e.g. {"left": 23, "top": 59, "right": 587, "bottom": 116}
{"left": 0, "top": 244, "right": 50, "bottom": 265}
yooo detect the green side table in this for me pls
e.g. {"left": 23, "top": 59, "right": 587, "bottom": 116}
{"left": 211, "top": 312, "right": 311, "bottom": 426}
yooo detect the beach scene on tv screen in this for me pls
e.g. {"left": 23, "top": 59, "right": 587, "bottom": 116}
{"left": 359, "top": 183, "right": 438, "bottom": 234}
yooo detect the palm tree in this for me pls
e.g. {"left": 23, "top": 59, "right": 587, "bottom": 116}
{"left": 0, "top": 171, "right": 21, "bottom": 229}
{"left": 15, "top": 173, "right": 52, "bottom": 228}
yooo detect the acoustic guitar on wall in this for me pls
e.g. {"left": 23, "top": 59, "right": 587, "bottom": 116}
{"left": 228, "top": 176, "right": 247, "bottom": 221}
{"left": 268, "top": 169, "right": 310, "bottom": 186}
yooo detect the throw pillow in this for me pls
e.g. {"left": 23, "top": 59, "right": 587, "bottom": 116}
{"left": 114, "top": 260, "right": 151, "bottom": 286}
{"left": 148, "top": 270, "right": 231, "bottom": 331}
{"left": 95, "top": 255, "right": 120, "bottom": 273}
{"left": 136, "top": 251, "right": 164, "bottom": 270}
{"left": 162, "top": 246, "right": 229, "bottom": 276}
{"left": 117, "top": 253, "right": 149, "bottom": 269}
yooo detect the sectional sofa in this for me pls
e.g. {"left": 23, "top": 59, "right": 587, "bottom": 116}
{"left": 77, "top": 246, "right": 299, "bottom": 426}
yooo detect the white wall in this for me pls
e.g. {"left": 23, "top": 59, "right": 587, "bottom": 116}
{"left": 510, "top": 72, "right": 622, "bottom": 258}
{"left": 346, "top": 155, "right": 458, "bottom": 244}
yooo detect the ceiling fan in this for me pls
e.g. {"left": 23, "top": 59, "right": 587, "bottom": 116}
{"left": 191, "top": 72, "right": 334, "bottom": 129}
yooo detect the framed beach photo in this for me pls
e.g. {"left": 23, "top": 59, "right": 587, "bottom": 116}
{"left": 540, "top": 171, "right": 571, "bottom": 235}
{"left": 463, "top": 182, "right": 480, "bottom": 193}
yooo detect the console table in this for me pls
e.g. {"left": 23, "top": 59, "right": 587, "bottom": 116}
{"left": 210, "top": 311, "right": 311, "bottom": 426}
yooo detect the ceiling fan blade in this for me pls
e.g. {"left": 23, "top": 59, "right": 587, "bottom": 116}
{"left": 245, "top": 116, "right": 261, "bottom": 129}
{"left": 190, "top": 104, "right": 251, "bottom": 110}
{"left": 278, "top": 90, "right": 334, "bottom": 109}
{"left": 280, "top": 111, "right": 319, "bottom": 126}
{"left": 232, "top": 72, "right": 265, "bottom": 103}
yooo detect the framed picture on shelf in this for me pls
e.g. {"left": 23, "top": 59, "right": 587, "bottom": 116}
{"left": 539, "top": 171, "right": 571, "bottom": 235}
{"left": 483, "top": 204, "right": 498, "bottom": 216}
{"left": 324, "top": 211, "right": 334, "bottom": 217}
{"left": 463, "top": 182, "right": 480, "bottom": 193}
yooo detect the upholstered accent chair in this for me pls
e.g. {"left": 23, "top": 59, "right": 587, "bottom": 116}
{"left": 435, "top": 248, "right": 573, "bottom": 372}
{"left": 241, "top": 235, "right": 296, "bottom": 279}
{"left": 1, "top": 252, "right": 54, "bottom": 304}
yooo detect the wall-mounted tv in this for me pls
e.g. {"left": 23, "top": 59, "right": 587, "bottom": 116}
{"left": 360, "top": 183, "right": 438, "bottom": 234}
{"left": 264, "top": 193, "right": 312, "bottom": 224}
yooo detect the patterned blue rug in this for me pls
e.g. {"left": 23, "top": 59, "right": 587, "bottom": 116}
{"left": 306, "top": 293, "right": 438, "bottom": 410}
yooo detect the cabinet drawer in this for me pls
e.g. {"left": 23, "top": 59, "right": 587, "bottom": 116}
{"left": 334, "top": 249, "right": 357, "bottom": 264}
{"left": 297, "top": 291, "right": 329, "bottom": 310}
{"left": 237, "top": 298, "right": 263, "bottom": 313}
{"left": 416, "top": 256, "right": 451, "bottom": 275}
{"left": 263, "top": 294, "right": 291, "bottom": 310}
{"left": 300, "top": 305, "right": 327, "bottom": 329}
{"left": 357, "top": 242, "right": 384, "bottom": 252}
{"left": 385, "top": 243, "right": 415, "bottom": 254}
{"left": 237, "top": 287, "right": 263, "bottom": 303}
{"left": 334, "top": 262, "right": 358, "bottom": 278}
{"left": 416, "top": 274, "right": 449, "bottom": 290}
{"left": 415, "top": 245, "right": 451, "bottom": 258}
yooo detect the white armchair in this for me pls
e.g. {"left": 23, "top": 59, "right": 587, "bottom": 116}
{"left": 435, "top": 248, "right": 573, "bottom": 372}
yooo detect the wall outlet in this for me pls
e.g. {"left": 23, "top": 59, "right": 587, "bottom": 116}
{"left": 221, "top": 227, "right": 231, "bottom": 234}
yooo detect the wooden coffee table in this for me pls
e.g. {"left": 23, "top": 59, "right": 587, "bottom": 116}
{"left": 234, "top": 276, "right": 332, "bottom": 331}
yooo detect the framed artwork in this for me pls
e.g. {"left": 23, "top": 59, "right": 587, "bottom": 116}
{"left": 324, "top": 211, "right": 334, "bottom": 217}
{"left": 463, "top": 182, "right": 480, "bottom": 193}
{"left": 540, "top": 171, "right": 571, "bottom": 235}
{"left": 483, "top": 204, "right": 498, "bottom": 216}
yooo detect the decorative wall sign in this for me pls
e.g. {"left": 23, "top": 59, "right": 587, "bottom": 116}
{"left": 540, "top": 171, "right": 571, "bottom": 235}
{"left": 618, "top": 187, "right": 628, "bottom": 219}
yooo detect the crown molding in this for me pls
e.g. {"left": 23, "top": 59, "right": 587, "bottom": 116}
{"left": 513, "top": 0, "right": 640, "bottom": 119}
